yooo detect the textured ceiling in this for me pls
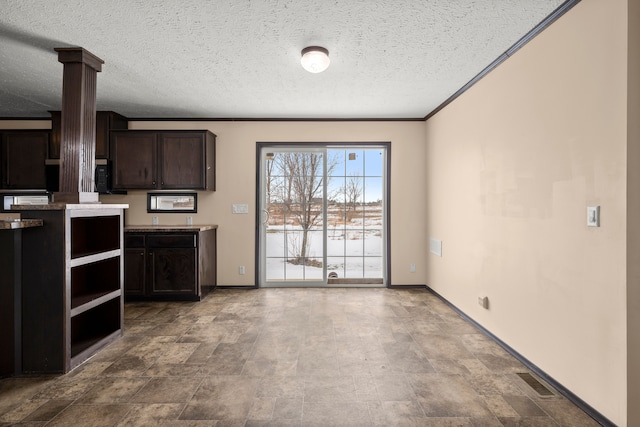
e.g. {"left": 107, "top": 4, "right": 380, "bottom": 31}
{"left": 0, "top": 0, "right": 566, "bottom": 119}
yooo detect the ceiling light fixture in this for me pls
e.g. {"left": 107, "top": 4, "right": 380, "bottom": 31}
{"left": 301, "top": 46, "right": 330, "bottom": 73}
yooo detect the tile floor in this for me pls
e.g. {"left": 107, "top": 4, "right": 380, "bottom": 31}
{"left": 0, "top": 288, "right": 600, "bottom": 426}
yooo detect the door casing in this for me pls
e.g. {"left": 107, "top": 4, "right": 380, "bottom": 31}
{"left": 255, "top": 142, "right": 391, "bottom": 288}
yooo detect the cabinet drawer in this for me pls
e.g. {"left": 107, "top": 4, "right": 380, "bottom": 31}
{"left": 147, "top": 234, "right": 196, "bottom": 248}
{"left": 125, "top": 234, "right": 145, "bottom": 248}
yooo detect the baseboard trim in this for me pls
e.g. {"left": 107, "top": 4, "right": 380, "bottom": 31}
{"left": 215, "top": 285, "right": 259, "bottom": 290}
{"left": 388, "top": 284, "right": 428, "bottom": 289}
{"left": 425, "top": 286, "right": 615, "bottom": 427}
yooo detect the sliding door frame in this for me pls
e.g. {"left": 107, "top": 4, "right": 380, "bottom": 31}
{"left": 255, "top": 141, "right": 391, "bottom": 288}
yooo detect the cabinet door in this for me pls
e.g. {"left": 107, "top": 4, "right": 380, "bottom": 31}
{"left": 51, "top": 111, "right": 128, "bottom": 159}
{"left": 111, "top": 131, "right": 157, "bottom": 189}
{"left": 96, "top": 112, "right": 128, "bottom": 159}
{"left": 49, "top": 112, "right": 62, "bottom": 159}
{"left": 124, "top": 248, "right": 146, "bottom": 296}
{"left": 148, "top": 247, "right": 197, "bottom": 294}
{"left": 158, "top": 132, "right": 206, "bottom": 189}
{"left": 2, "top": 131, "right": 48, "bottom": 189}
{"left": 95, "top": 114, "right": 109, "bottom": 159}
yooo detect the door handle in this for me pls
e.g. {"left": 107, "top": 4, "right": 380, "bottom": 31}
{"left": 262, "top": 209, "right": 270, "bottom": 225}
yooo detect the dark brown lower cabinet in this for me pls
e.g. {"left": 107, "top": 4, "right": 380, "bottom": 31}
{"left": 124, "top": 227, "right": 217, "bottom": 301}
{"left": 0, "top": 227, "right": 23, "bottom": 378}
{"left": 124, "top": 234, "right": 145, "bottom": 297}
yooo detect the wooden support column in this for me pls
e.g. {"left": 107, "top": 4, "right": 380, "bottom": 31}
{"left": 53, "top": 47, "right": 104, "bottom": 204}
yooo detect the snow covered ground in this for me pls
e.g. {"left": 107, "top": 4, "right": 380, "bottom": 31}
{"left": 264, "top": 203, "right": 384, "bottom": 281}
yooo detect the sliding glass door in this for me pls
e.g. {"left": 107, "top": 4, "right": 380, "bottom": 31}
{"left": 257, "top": 143, "right": 388, "bottom": 287}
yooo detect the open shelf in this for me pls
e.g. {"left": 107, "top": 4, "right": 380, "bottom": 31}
{"left": 70, "top": 256, "right": 120, "bottom": 309}
{"left": 18, "top": 205, "right": 126, "bottom": 374}
{"left": 70, "top": 290, "right": 121, "bottom": 317}
{"left": 70, "top": 215, "right": 120, "bottom": 258}
{"left": 70, "top": 297, "right": 121, "bottom": 358}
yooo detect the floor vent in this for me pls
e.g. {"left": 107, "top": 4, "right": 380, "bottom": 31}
{"left": 517, "top": 372, "right": 554, "bottom": 396}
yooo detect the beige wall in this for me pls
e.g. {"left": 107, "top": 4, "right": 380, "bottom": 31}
{"left": 425, "top": 0, "right": 628, "bottom": 424}
{"left": 102, "top": 120, "right": 428, "bottom": 287}
{"left": 0, "top": 120, "right": 51, "bottom": 129}
{"left": 628, "top": 0, "right": 640, "bottom": 425}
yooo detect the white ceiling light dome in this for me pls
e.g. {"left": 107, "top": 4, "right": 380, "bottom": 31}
{"left": 301, "top": 46, "right": 330, "bottom": 73}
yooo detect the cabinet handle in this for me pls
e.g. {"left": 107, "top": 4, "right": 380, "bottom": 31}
{"left": 140, "top": 252, "right": 144, "bottom": 256}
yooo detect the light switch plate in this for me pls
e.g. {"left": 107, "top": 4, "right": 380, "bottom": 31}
{"left": 232, "top": 204, "right": 249, "bottom": 214}
{"left": 587, "top": 206, "right": 600, "bottom": 227}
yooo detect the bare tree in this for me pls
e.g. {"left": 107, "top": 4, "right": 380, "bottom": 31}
{"left": 265, "top": 153, "right": 275, "bottom": 204}
{"left": 267, "top": 151, "right": 338, "bottom": 265}
{"left": 288, "top": 152, "right": 322, "bottom": 264}
{"left": 341, "top": 173, "right": 363, "bottom": 212}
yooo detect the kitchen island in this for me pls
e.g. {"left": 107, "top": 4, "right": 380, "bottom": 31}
{"left": 0, "top": 219, "right": 43, "bottom": 378}
{"left": 14, "top": 203, "right": 128, "bottom": 373}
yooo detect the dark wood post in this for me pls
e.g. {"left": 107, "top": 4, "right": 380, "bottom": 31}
{"left": 53, "top": 47, "right": 104, "bottom": 204}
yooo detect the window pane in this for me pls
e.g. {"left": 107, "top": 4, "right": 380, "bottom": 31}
{"left": 327, "top": 256, "right": 346, "bottom": 279}
{"left": 364, "top": 149, "right": 384, "bottom": 177}
{"left": 344, "top": 231, "right": 365, "bottom": 256}
{"left": 364, "top": 177, "right": 383, "bottom": 203}
{"left": 364, "top": 257, "right": 384, "bottom": 277}
{"left": 344, "top": 257, "right": 364, "bottom": 278}
{"left": 328, "top": 149, "right": 346, "bottom": 177}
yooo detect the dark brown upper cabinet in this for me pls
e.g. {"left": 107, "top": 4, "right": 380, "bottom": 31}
{"left": 50, "top": 111, "right": 128, "bottom": 159}
{"left": 1, "top": 131, "right": 49, "bottom": 189}
{"left": 110, "top": 130, "right": 216, "bottom": 191}
{"left": 110, "top": 131, "right": 156, "bottom": 189}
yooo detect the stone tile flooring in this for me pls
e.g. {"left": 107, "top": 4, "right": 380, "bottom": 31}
{"left": 0, "top": 288, "right": 601, "bottom": 426}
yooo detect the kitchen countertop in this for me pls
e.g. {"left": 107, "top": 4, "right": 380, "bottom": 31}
{"left": 0, "top": 219, "right": 44, "bottom": 230}
{"left": 125, "top": 225, "right": 218, "bottom": 232}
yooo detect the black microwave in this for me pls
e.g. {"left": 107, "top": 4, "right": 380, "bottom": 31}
{"left": 45, "top": 159, "right": 111, "bottom": 193}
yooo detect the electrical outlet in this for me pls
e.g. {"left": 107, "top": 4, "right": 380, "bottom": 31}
{"left": 410, "top": 263, "right": 416, "bottom": 273}
{"left": 239, "top": 266, "right": 245, "bottom": 275}
{"left": 478, "top": 296, "right": 489, "bottom": 309}
{"left": 187, "top": 216, "right": 193, "bottom": 225}
{"left": 152, "top": 216, "right": 158, "bottom": 225}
